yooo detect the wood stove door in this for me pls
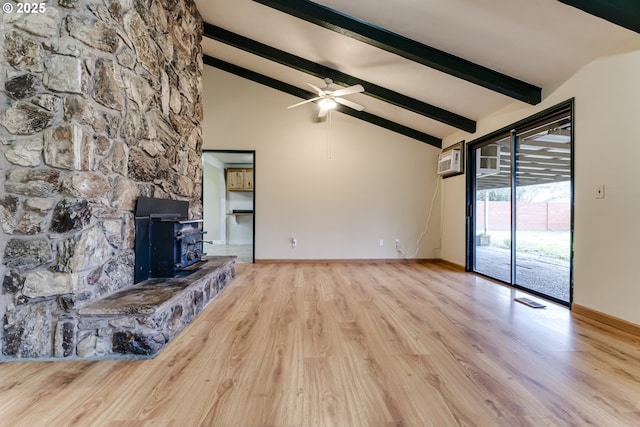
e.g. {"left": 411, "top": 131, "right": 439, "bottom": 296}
{"left": 134, "top": 217, "right": 151, "bottom": 283}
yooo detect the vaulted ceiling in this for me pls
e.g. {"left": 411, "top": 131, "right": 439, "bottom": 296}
{"left": 195, "top": 0, "right": 640, "bottom": 148}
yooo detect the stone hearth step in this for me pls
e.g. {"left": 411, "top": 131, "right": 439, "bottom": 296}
{"left": 76, "top": 256, "right": 236, "bottom": 359}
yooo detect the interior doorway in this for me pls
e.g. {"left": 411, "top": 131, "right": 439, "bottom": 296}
{"left": 202, "top": 150, "right": 255, "bottom": 263}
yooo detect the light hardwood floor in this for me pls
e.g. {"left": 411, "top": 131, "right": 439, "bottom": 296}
{"left": 2, "top": 263, "right": 640, "bottom": 426}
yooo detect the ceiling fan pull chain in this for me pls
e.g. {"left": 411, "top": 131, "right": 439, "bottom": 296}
{"left": 327, "top": 109, "right": 333, "bottom": 160}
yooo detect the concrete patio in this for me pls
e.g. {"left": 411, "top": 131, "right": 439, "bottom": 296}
{"left": 475, "top": 246, "right": 570, "bottom": 303}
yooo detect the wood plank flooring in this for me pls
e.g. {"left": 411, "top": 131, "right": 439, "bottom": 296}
{"left": 2, "top": 262, "right": 640, "bottom": 426}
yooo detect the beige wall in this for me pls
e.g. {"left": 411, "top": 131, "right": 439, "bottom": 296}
{"left": 441, "top": 49, "right": 640, "bottom": 325}
{"left": 202, "top": 66, "right": 442, "bottom": 260}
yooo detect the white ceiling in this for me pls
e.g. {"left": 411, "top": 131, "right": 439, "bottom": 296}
{"left": 196, "top": 0, "right": 640, "bottom": 143}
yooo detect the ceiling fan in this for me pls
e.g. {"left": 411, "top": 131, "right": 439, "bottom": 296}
{"left": 287, "top": 78, "right": 365, "bottom": 118}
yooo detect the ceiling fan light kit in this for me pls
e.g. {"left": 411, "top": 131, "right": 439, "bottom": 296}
{"left": 318, "top": 98, "right": 337, "bottom": 110}
{"left": 287, "top": 78, "right": 364, "bottom": 117}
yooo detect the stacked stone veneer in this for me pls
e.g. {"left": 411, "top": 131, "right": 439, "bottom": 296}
{"left": 0, "top": 0, "right": 204, "bottom": 359}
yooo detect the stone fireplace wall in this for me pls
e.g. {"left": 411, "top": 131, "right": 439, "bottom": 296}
{"left": 0, "top": 0, "right": 203, "bottom": 359}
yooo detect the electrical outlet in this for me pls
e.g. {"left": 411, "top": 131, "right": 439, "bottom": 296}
{"left": 395, "top": 239, "right": 401, "bottom": 249}
{"left": 379, "top": 239, "right": 384, "bottom": 246}
{"left": 291, "top": 237, "right": 297, "bottom": 248}
{"left": 596, "top": 184, "right": 605, "bottom": 199}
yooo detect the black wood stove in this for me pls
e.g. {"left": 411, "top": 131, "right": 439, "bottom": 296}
{"left": 134, "top": 197, "right": 210, "bottom": 283}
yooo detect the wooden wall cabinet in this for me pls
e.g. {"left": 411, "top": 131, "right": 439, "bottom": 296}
{"left": 226, "top": 168, "right": 253, "bottom": 191}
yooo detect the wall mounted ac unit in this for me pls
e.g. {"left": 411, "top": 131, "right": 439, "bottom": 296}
{"left": 437, "top": 149, "right": 462, "bottom": 176}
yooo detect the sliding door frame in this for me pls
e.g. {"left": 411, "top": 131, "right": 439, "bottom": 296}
{"left": 465, "top": 99, "right": 575, "bottom": 306}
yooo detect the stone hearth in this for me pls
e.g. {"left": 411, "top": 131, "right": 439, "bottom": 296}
{"left": 76, "top": 257, "right": 235, "bottom": 359}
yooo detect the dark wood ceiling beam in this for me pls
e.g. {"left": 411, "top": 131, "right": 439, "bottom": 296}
{"left": 203, "top": 55, "right": 442, "bottom": 148}
{"left": 557, "top": 0, "right": 640, "bottom": 33}
{"left": 203, "top": 24, "right": 476, "bottom": 133}
{"left": 252, "top": 0, "right": 542, "bottom": 104}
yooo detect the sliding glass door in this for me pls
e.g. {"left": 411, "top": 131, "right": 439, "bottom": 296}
{"left": 473, "top": 136, "right": 512, "bottom": 283}
{"left": 513, "top": 118, "right": 572, "bottom": 302}
{"left": 469, "top": 104, "right": 573, "bottom": 305}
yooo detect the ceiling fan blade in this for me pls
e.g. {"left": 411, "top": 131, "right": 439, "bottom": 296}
{"left": 307, "top": 82, "right": 325, "bottom": 96}
{"left": 334, "top": 97, "right": 364, "bottom": 111}
{"left": 318, "top": 108, "right": 328, "bottom": 118}
{"left": 331, "top": 84, "right": 364, "bottom": 97}
{"left": 287, "top": 96, "right": 322, "bottom": 109}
